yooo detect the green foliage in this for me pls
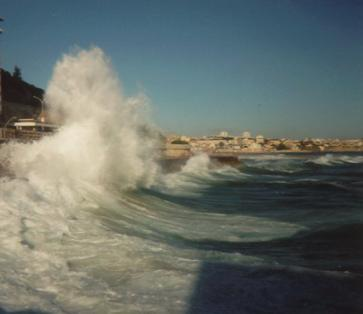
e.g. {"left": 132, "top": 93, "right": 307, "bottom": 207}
{"left": 171, "top": 139, "right": 189, "bottom": 145}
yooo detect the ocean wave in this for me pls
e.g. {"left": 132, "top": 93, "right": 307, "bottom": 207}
{"left": 239, "top": 154, "right": 289, "bottom": 161}
{"left": 287, "top": 178, "right": 352, "bottom": 192}
{"left": 306, "top": 154, "right": 363, "bottom": 166}
{"left": 0, "top": 163, "right": 306, "bottom": 313}
{"left": 0, "top": 47, "right": 362, "bottom": 314}
{"left": 154, "top": 154, "right": 247, "bottom": 196}
{"left": 238, "top": 153, "right": 363, "bottom": 176}
{"left": 0, "top": 48, "right": 301, "bottom": 314}
{"left": 241, "top": 159, "right": 306, "bottom": 175}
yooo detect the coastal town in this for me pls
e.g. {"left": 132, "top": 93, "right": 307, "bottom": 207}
{"left": 0, "top": 15, "right": 361, "bottom": 157}
{"left": 0, "top": 5, "right": 363, "bottom": 314}
{"left": 0, "top": 67, "right": 362, "bottom": 158}
{"left": 164, "top": 131, "right": 363, "bottom": 158}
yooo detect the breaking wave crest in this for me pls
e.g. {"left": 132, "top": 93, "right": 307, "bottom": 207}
{"left": 155, "top": 154, "right": 246, "bottom": 196}
{"left": 0, "top": 47, "right": 272, "bottom": 313}
{"left": 0, "top": 47, "right": 160, "bottom": 198}
{"left": 238, "top": 153, "right": 363, "bottom": 176}
{"left": 307, "top": 154, "right": 363, "bottom": 166}
{"left": 0, "top": 47, "right": 362, "bottom": 314}
{"left": 0, "top": 47, "right": 166, "bottom": 313}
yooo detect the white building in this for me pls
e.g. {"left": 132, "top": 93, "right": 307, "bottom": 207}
{"left": 14, "top": 118, "right": 58, "bottom": 132}
{"left": 241, "top": 131, "right": 251, "bottom": 139}
{"left": 256, "top": 134, "right": 265, "bottom": 144}
{"left": 180, "top": 135, "right": 191, "bottom": 143}
{"left": 218, "top": 131, "right": 229, "bottom": 137}
{"left": 249, "top": 143, "right": 262, "bottom": 151}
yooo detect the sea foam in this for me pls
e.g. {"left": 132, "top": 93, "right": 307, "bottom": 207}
{"left": 1, "top": 47, "right": 160, "bottom": 196}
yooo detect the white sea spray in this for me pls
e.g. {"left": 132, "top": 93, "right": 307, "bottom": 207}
{"left": 0, "top": 47, "right": 314, "bottom": 314}
{"left": 1, "top": 47, "right": 160, "bottom": 195}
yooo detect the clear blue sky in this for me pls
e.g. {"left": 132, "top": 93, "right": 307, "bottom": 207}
{"left": 1, "top": 0, "right": 362, "bottom": 138}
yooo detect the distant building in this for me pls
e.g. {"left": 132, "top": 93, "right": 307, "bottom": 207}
{"left": 14, "top": 118, "right": 58, "bottom": 132}
{"left": 256, "top": 134, "right": 265, "bottom": 144}
{"left": 249, "top": 142, "right": 262, "bottom": 151}
{"left": 0, "top": 68, "right": 43, "bottom": 126}
{"left": 163, "top": 143, "right": 191, "bottom": 159}
{"left": 180, "top": 135, "right": 191, "bottom": 143}
{"left": 239, "top": 137, "right": 255, "bottom": 147}
{"left": 283, "top": 139, "right": 301, "bottom": 151}
{"left": 241, "top": 131, "right": 251, "bottom": 139}
{"left": 219, "top": 131, "right": 229, "bottom": 137}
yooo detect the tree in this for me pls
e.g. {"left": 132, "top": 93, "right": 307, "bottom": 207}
{"left": 276, "top": 142, "right": 288, "bottom": 150}
{"left": 13, "top": 65, "right": 22, "bottom": 80}
{"left": 171, "top": 139, "right": 189, "bottom": 145}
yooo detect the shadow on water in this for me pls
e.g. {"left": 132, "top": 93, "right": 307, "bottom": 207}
{"left": 0, "top": 308, "right": 50, "bottom": 314}
{"left": 186, "top": 223, "right": 363, "bottom": 313}
{"left": 170, "top": 223, "right": 363, "bottom": 274}
{"left": 187, "top": 262, "right": 363, "bottom": 314}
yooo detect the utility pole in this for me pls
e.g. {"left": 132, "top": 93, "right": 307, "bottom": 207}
{"left": 0, "top": 17, "right": 4, "bottom": 123}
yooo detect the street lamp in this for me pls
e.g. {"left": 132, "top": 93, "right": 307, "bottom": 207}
{"left": 2, "top": 115, "right": 17, "bottom": 138}
{"left": 0, "top": 17, "right": 4, "bottom": 120}
{"left": 33, "top": 95, "right": 46, "bottom": 122}
{"left": 4, "top": 115, "right": 17, "bottom": 128}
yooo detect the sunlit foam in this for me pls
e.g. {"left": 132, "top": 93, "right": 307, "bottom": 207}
{"left": 1, "top": 47, "right": 160, "bottom": 194}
